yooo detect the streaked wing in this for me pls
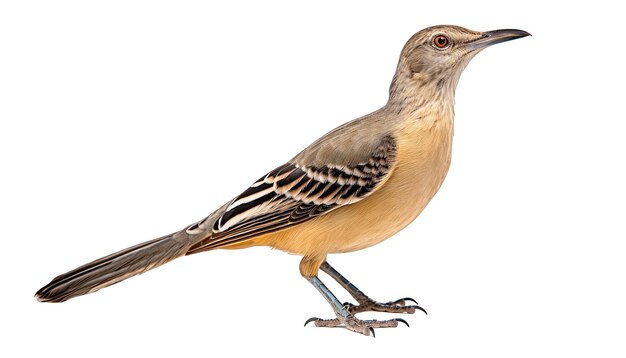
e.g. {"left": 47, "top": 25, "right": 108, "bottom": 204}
{"left": 187, "top": 136, "right": 397, "bottom": 253}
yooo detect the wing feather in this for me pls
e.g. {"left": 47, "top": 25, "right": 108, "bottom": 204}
{"left": 187, "top": 136, "right": 396, "bottom": 253}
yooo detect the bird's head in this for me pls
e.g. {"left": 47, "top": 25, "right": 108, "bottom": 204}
{"left": 390, "top": 25, "right": 530, "bottom": 104}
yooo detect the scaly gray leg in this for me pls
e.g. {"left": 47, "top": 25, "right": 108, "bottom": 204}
{"left": 305, "top": 276, "right": 408, "bottom": 337}
{"left": 320, "top": 261, "right": 427, "bottom": 315}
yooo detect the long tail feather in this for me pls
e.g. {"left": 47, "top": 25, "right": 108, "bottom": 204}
{"left": 35, "top": 232, "right": 191, "bottom": 302}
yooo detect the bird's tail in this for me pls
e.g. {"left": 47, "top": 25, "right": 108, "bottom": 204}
{"left": 35, "top": 231, "right": 191, "bottom": 303}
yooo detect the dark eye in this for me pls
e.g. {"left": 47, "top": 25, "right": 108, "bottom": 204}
{"left": 433, "top": 35, "right": 449, "bottom": 49}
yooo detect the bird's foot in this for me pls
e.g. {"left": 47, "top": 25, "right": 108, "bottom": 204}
{"left": 345, "top": 296, "right": 428, "bottom": 315}
{"left": 304, "top": 315, "right": 409, "bottom": 337}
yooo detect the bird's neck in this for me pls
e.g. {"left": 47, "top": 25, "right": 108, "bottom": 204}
{"left": 387, "top": 70, "right": 456, "bottom": 123}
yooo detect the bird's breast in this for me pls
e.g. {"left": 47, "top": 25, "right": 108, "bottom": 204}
{"left": 386, "top": 111, "right": 454, "bottom": 229}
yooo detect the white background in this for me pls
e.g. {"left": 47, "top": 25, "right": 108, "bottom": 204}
{"left": 1, "top": 1, "right": 624, "bottom": 357}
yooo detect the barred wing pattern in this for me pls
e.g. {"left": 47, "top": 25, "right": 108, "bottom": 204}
{"left": 187, "top": 136, "right": 397, "bottom": 253}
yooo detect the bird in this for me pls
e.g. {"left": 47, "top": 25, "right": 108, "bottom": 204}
{"left": 35, "top": 25, "right": 530, "bottom": 336}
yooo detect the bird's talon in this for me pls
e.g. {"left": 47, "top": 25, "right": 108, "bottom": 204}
{"left": 387, "top": 297, "right": 418, "bottom": 306}
{"left": 395, "top": 318, "right": 409, "bottom": 327}
{"left": 304, "top": 317, "right": 320, "bottom": 327}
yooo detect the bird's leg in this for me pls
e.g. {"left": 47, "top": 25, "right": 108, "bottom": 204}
{"left": 304, "top": 276, "right": 408, "bottom": 336}
{"left": 320, "top": 261, "right": 427, "bottom": 315}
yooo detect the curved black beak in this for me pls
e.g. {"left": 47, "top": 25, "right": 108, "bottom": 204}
{"left": 467, "top": 29, "right": 531, "bottom": 50}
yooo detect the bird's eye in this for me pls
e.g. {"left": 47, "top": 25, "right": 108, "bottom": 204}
{"left": 433, "top": 35, "right": 449, "bottom": 49}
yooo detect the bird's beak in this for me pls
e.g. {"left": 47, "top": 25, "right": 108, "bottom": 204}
{"left": 467, "top": 29, "right": 531, "bottom": 50}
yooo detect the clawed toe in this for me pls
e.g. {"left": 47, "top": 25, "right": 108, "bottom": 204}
{"left": 304, "top": 317, "right": 342, "bottom": 328}
{"left": 304, "top": 315, "right": 409, "bottom": 336}
{"left": 414, "top": 304, "right": 428, "bottom": 315}
{"left": 387, "top": 297, "right": 428, "bottom": 315}
{"left": 394, "top": 318, "right": 410, "bottom": 327}
{"left": 388, "top": 297, "right": 418, "bottom": 306}
{"left": 346, "top": 297, "right": 427, "bottom": 315}
{"left": 304, "top": 317, "right": 322, "bottom": 327}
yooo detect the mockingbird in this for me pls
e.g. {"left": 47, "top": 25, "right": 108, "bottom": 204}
{"left": 36, "top": 25, "right": 529, "bottom": 336}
